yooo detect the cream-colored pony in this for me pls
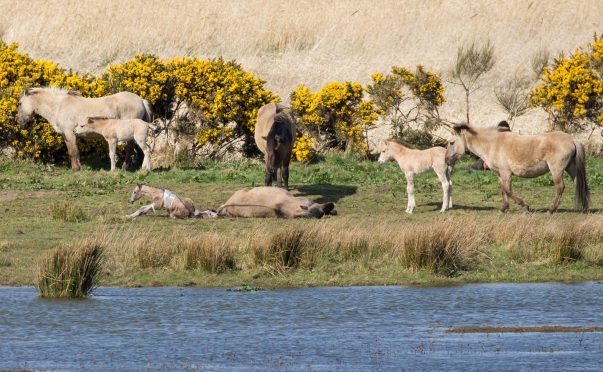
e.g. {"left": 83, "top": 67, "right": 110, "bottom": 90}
{"left": 378, "top": 140, "right": 452, "bottom": 213}
{"left": 445, "top": 124, "right": 589, "bottom": 213}
{"left": 75, "top": 117, "right": 155, "bottom": 171}
{"left": 17, "top": 87, "right": 152, "bottom": 171}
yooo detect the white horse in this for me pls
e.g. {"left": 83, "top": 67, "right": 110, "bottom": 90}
{"left": 378, "top": 140, "right": 452, "bottom": 213}
{"left": 17, "top": 87, "right": 152, "bottom": 171}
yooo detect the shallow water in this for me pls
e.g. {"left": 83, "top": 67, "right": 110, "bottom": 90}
{"left": 0, "top": 283, "right": 601, "bottom": 370}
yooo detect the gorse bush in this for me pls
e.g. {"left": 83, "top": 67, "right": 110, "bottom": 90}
{"left": 1, "top": 39, "right": 275, "bottom": 162}
{"left": 531, "top": 34, "right": 603, "bottom": 132}
{"left": 0, "top": 39, "right": 105, "bottom": 160}
{"left": 367, "top": 65, "right": 445, "bottom": 140}
{"left": 290, "top": 81, "right": 377, "bottom": 154}
{"left": 37, "top": 242, "right": 104, "bottom": 298}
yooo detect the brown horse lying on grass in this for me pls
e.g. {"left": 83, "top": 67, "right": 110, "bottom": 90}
{"left": 217, "top": 187, "right": 336, "bottom": 218}
{"left": 445, "top": 123, "right": 589, "bottom": 213}
{"left": 127, "top": 184, "right": 217, "bottom": 219}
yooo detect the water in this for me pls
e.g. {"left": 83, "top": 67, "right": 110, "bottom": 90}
{"left": 0, "top": 283, "right": 601, "bottom": 370}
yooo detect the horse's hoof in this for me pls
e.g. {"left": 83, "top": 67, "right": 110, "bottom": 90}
{"left": 522, "top": 205, "right": 531, "bottom": 213}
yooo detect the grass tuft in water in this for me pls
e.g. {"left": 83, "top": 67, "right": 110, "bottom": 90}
{"left": 37, "top": 242, "right": 104, "bottom": 298}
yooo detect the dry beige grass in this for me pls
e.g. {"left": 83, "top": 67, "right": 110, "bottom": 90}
{"left": 2, "top": 0, "right": 602, "bottom": 137}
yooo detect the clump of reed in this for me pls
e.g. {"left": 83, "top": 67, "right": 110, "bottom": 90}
{"left": 49, "top": 202, "right": 89, "bottom": 223}
{"left": 37, "top": 241, "right": 104, "bottom": 298}
{"left": 500, "top": 217, "right": 603, "bottom": 265}
{"left": 396, "top": 222, "right": 481, "bottom": 275}
{"left": 182, "top": 233, "right": 237, "bottom": 273}
{"left": 250, "top": 227, "right": 309, "bottom": 274}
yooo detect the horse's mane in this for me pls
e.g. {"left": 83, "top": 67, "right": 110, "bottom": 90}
{"left": 87, "top": 116, "right": 114, "bottom": 124}
{"left": 387, "top": 139, "right": 415, "bottom": 149}
{"left": 452, "top": 124, "right": 477, "bottom": 135}
{"left": 25, "top": 87, "right": 81, "bottom": 96}
{"left": 268, "top": 112, "right": 294, "bottom": 145}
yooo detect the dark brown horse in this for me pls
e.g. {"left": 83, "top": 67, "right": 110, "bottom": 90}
{"left": 254, "top": 103, "right": 296, "bottom": 189}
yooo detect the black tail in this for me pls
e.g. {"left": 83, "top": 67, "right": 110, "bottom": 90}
{"left": 573, "top": 140, "right": 590, "bottom": 212}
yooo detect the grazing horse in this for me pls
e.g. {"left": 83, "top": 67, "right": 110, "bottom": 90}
{"left": 254, "top": 103, "right": 296, "bottom": 189}
{"left": 127, "top": 184, "right": 216, "bottom": 219}
{"left": 378, "top": 140, "right": 452, "bottom": 213}
{"left": 75, "top": 117, "right": 155, "bottom": 171}
{"left": 17, "top": 87, "right": 152, "bottom": 171}
{"left": 445, "top": 124, "right": 589, "bottom": 213}
{"left": 217, "top": 186, "right": 337, "bottom": 218}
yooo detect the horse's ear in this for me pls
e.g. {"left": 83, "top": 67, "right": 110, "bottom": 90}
{"left": 137, "top": 183, "right": 143, "bottom": 189}
{"left": 299, "top": 204, "right": 308, "bottom": 210}
{"left": 87, "top": 117, "right": 94, "bottom": 124}
{"left": 67, "top": 90, "right": 81, "bottom": 96}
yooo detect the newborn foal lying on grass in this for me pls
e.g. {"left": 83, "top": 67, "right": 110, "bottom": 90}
{"left": 127, "top": 184, "right": 216, "bottom": 219}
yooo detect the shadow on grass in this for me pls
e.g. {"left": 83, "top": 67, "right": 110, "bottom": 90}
{"left": 293, "top": 184, "right": 358, "bottom": 203}
{"left": 426, "top": 202, "right": 498, "bottom": 212}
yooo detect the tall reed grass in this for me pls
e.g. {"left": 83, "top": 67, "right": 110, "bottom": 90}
{"left": 37, "top": 242, "right": 104, "bottom": 298}
{"left": 67, "top": 215, "right": 602, "bottom": 285}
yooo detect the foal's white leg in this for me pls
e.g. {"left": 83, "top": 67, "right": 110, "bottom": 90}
{"left": 127, "top": 204, "right": 155, "bottom": 219}
{"left": 136, "top": 138, "right": 152, "bottom": 171}
{"left": 108, "top": 138, "right": 118, "bottom": 172}
{"left": 405, "top": 172, "right": 415, "bottom": 214}
{"left": 435, "top": 169, "right": 450, "bottom": 212}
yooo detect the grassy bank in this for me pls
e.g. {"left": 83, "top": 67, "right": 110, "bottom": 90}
{"left": 0, "top": 154, "right": 602, "bottom": 287}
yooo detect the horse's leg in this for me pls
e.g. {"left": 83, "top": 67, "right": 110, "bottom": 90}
{"left": 64, "top": 132, "right": 81, "bottom": 171}
{"left": 549, "top": 169, "right": 565, "bottom": 214}
{"left": 499, "top": 173, "right": 529, "bottom": 212}
{"left": 136, "top": 138, "right": 151, "bottom": 171}
{"left": 122, "top": 140, "right": 134, "bottom": 171}
{"left": 127, "top": 204, "right": 155, "bottom": 219}
{"left": 405, "top": 172, "right": 415, "bottom": 214}
{"left": 108, "top": 138, "right": 118, "bottom": 172}
{"left": 283, "top": 163, "right": 290, "bottom": 190}
{"left": 276, "top": 166, "right": 283, "bottom": 188}
{"left": 447, "top": 168, "right": 453, "bottom": 209}
{"left": 435, "top": 168, "right": 450, "bottom": 212}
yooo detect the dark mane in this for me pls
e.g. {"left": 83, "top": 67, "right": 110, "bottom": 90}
{"left": 453, "top": 124, "right": 477, "bottom": 135}
{"left": 497, "top": 120, "right": 511, "bottom": 132}
{"left": 87, "top": 116, "right": 113, "bottom": 124}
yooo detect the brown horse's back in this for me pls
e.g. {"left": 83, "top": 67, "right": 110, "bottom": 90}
{"left": 255, "top": 103, "right": 295, "bottom": 152}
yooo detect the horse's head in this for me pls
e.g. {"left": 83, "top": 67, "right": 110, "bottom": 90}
{"left": 75, "top": 122, "right": 90, "bottom": 135}
{"left": 378, "top": 140, "right": 394, "bottom": 164}
{"left": 297, "top": 202, "right": 337, "bottom": 219}
{"left": 17, "top": 88, "right": 36, "bottom": 125}
{"left": 128, "top": 184, "right": 144, "bottom": 204}
{"left": 445, "top": 124, "right": 472, "bottom": 165}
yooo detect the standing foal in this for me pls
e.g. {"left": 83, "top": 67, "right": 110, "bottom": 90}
{"left": 378, "top": 140, "right": 452, "bottom": 213}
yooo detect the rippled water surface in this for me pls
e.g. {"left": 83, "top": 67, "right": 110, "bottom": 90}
{"left": 1, "top": 283, "right": 602, "bottom": 370}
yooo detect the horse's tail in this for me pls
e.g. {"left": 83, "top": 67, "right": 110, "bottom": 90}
{"left": 573, "top": 140, "right": 590, "bottom": 212}
{"left": 141, "top": 99, "right": 153, "bottom": 123}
